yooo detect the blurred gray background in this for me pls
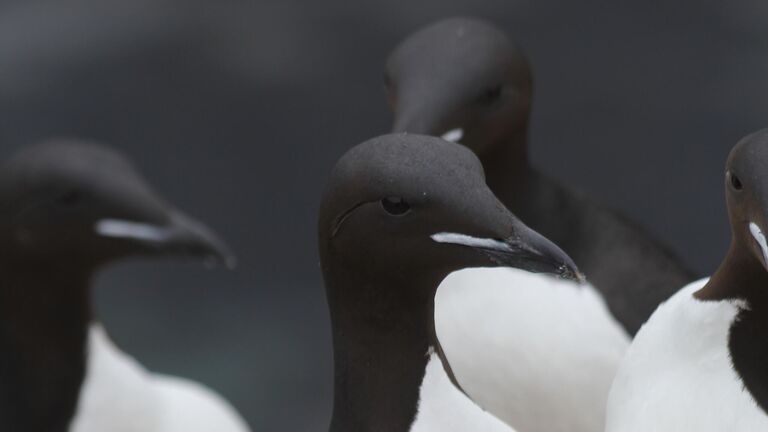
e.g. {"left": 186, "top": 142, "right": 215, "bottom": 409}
{"left": 0, "top": 0, "right": 765, "bottom": 430}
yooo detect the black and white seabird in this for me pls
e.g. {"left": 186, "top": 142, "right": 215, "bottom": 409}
{"left": 318, "top": 133, "right": 618, "bottom": 432}
{"left": 0, "top": 140, "right": 250, "bottom": 432}
{"left": 605, "top": 130, "right": 768, "bottom": 431}
{"left": 385, "top": 17, "right": 696, "bottom": 335}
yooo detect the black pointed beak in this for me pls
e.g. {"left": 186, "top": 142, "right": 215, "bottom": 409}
{"left": 95, "top": 210, "right": 237, "bottom": 269}
{"left": 491, "top": 222, "right": 582, "bottom": 281}
{"left": 393, "top": 111, "right": 430, "bottom": 135}
{"left": 393, "top": 102, "right": 465, "bottom": 146}
{"left": 161, "top": 211, "right": 237, "bottom": 269}
{"left": 392, "top": 93, "right": 447, "bottom": 136}
{"left": 431, "top": 200, "right": 582, "bottom": 281}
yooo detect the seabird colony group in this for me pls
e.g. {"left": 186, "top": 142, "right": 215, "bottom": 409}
{"left": 0, "top": 15, "right": 765, "bottom": 432}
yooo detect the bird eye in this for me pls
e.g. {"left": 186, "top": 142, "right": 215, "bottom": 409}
{"left": 729, "top": 171, "right": 743, "bottom": 191}
{"left": 56, "top": 190, "right": 83, "bottom": 206}
{"left": 477, "top": 84, "right": 503, "bottom": 104}
{"left": 381, "top": 196, "right": 411, "bottom": 216}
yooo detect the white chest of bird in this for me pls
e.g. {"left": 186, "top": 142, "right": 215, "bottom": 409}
{"left": 605, "top": 279, "right": 768, "bottom": 432}
{"left": 434, "top": 267, "right": 629, "bottom": 432}
{"left": 409, "top": 353, "right": 517, "bottom": 432}
{"left": 70, "top": 325, "right": 250, "bottom": 432}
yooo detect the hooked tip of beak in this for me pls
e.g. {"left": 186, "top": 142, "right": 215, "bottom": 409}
{"left": 560, "top": 266, "right": 586, "bottom": 283}
{"left": 95, "top": 215, "right": 237, "bottom": 270}
{"left": 169, "top": 213, "right": 238, "bottom": 271}
{"left": 505, "top": 225, "right": 583, "bottom": 282}
{"left": 540, "top": 248, "right": 582, "bottom": 283}
{"left": 552, "top": 248, "right": 583, "bottom": 282}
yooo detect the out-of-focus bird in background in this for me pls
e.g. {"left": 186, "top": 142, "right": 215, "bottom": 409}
{"left": 385, "top": 17, "right": 697, "bottom": 335}
{"left": 0, "top": 140, "right": 250, "bottom": 432}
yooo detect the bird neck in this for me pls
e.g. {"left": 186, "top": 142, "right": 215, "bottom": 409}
{"left": 478, "top": 127, "right": 532, "bottom": 209}
{"left": 696, "top": 241, "right": 768, "bottom": 413}
{"left": 0, "top": 261, "right": 93, "bottom": 432}
{"left": 696, "top": 240, "right": 768, "bottom": 302}
{"left": 326, "top": 271, "right": 435, "bottom": 432}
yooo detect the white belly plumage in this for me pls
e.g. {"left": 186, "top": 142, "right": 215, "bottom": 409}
{"left": 434, "top": 267, "right": 629, "bottom": 432}
{"left": 410, "top": 352, "right": 516, "bottom": 432}
{"left": 605, "top": 278, "right": 768, "bottom": 432}
{"left": 70, "top": 325, "right": 250, "bottom": 432}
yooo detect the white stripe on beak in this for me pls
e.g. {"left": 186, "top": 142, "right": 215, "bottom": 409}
{"left": 431, "top": 232, "right": 511, "bottom": 252}
{"left": 95, "top": 219, "right": 171, "bottom": 243}
{"left": 441, "top": 128, "right": 464, "bottom": 143}
{"left": 749, "top": 222, "right": 768, "bottom": 266}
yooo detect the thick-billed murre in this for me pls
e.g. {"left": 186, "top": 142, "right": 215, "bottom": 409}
{"left": 605, "top": 129, "right": 768, "bottom": 431}
{"left": 385, "top": 17, "right": 696, "bottom": 335}
{"left": 319, "top": 133, "right": 584, "bottom": 431}
{"left": 0, "top": 140, "right": 249, "bottom": 432}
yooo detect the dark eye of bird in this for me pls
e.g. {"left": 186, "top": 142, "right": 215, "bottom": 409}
{"left": 477, "top": 84, "right": 503, "bottom": 104}
{"left": 381, "top": 196, "right": 411, "bottom": 216}
{"left": 729, "top": 172, "right": 743, "bottom": 191}
{"left": 57, "top": 190, "right": 83, "bottom": 206}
